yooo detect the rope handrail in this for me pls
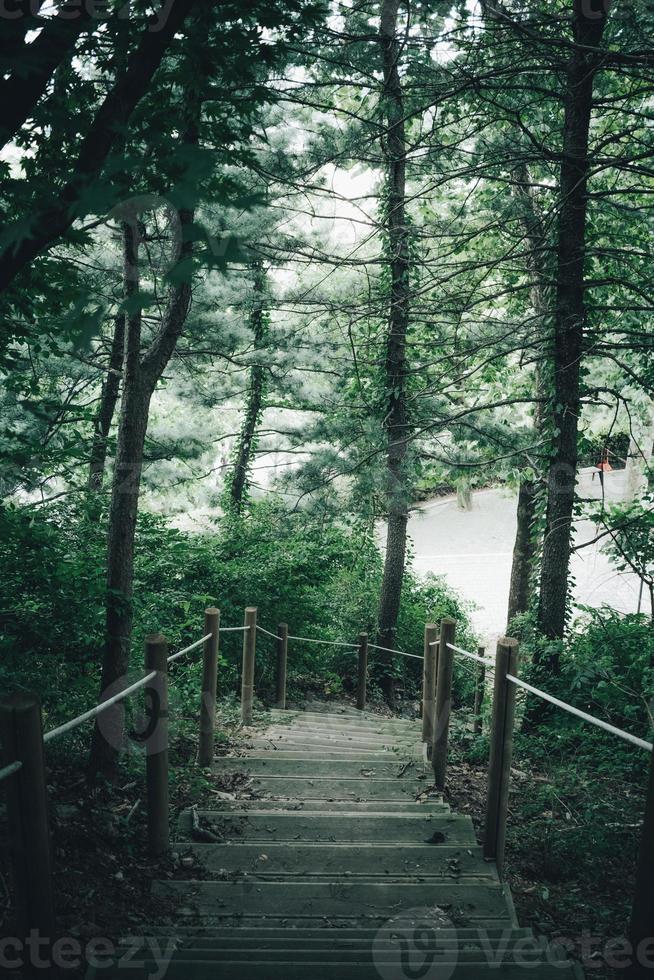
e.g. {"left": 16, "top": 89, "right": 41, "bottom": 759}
{"left": 506, "top": 674, "right": 654, "bottom": 753}
{"left": 258, "top": 623, "right": 358, "bottom": 649}
{"left": 259, "top": 623, "right": 422, "bottom": 659}
{"left": 442, "top": 641, "right": 495, "bottom": 669}
{"left": 286, "top": 632, "right": 359, "bottom": 649}
{"left": 0, "top": 760, "right": 23, "bottom": 784}
{"left": 168, "top": 625, "right": 250, "bottom": 664}
{"left": 43, "top": 670, "right": 158, "bottom": 744}
{"left": 367, "top": 642, "right": 423, "bottom": 661}
{"left": 168, "top": 633, "right": 212, "bottom": 664}
{"left": 5, "top": 623, "right": 243, "bottom": 758}
{"left": 256, "top": 625, "right": 280, "bottom": 640}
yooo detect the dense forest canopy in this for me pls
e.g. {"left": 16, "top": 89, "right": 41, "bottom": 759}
{"left": 1, "top": 0, "right": 654, "bottom": 970}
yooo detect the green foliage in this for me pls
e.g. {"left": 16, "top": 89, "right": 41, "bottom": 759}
{"left": 457, "top": 610, "right": 652, "bottom": 899}
{"left": 602, "top": 494, "right": 654, "bottom": 601}
{"left": 511, "top": 608, "right": 654, "bottom": 774}
{"left": 0, "top": 498, "right": 478, "bottom": 729}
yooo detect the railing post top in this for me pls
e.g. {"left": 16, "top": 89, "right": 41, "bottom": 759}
{"left": 0, "top": 692, "right": 40, "bottom": 712}
{"left": 245, "top": 606, "right": 257, "bottom": 614}
{"left": 145, "top": 635, "right": 168, "bottom": 672}
{"left": 498, "top": 636, "right": 519, "bottom": 651}
{"left": 205, "top": 606, "right": 219, "bottom": 616}
{"left": 425, "top": 622, "right": 438, "bottom": 632}
{"left": 279, "top": 622, "right": 288, "bottom": 630}
{"left": 146, "top": 633, "right": 167, "bottom": 646}
{"left": 359, "top": 632, "right": 368, "bottom": 641}
{"left": 441, "top": 617, "right": 456, "bottom": 628}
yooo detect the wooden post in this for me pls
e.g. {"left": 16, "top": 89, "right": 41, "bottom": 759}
{"left": 473, "top": 646, "right": 486, "bottom": 735}
{"left": 198, "top": 607, "right": 220, "bottom": 767}
{"left": 628, "top": 747, "right": 654, "bottom": 979}
{"left": 483, "top": 636, "right": 519, "bottom": 877}
{"left": 145, "top": 634, "right": 169, "bottom": 856}
{"left": 356, "top": 633, "right": 369, "bottom": 711}
{"left": 275, "top": 623, "right": 289, "bottom": 709}
{"left": 432, "top": 617, "right": 456, "bottom": 789}
{"left": 0, "top": 694, "right": 56, "bottom": 971}
{"left": 241, "top": 606, "right": 257, "bottom": 724}
{"left": 422, "top": 624, "right": 438, "bottom": 742}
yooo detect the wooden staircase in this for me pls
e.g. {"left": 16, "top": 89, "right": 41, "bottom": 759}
{"left": 94, "top": 704, "right": 583, "bottom": 979}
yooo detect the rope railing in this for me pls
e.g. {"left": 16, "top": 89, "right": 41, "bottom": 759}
{"left": 507, "top": 674, "right": 654, "bottom": 753}
{"left": 286, "top": 632, "right": 359, "bottom": 649}
{"left": 441, "top": 641, "right": 495, "bottom": 669}
{"left": 259, "top": 623, "right": 419, "bottom": 657}
{"left": 439, "top": 633, "right": 652, "bottom": 752}
{"left": 43, "top": 670, "right": 158, "bottom": 744}
{"left": 367, "top": 642, "right": 423, "bottom": 661}
{"left": 3, "top": 620, "right": 243, "bottom": 758}
{"left": 440, "top": 638, "right": 652, "bottom": 752}
{"left": 168, "top": 633, "right": 212, "bottom": 664}
{"left": 256, "top": 624, "right": 281, "bottom": 640}
{"left": 0, "top": 760, "right": 22, "bottom": 784}
{"left": 44, "top": 622, "right": 248, "bottom": 739}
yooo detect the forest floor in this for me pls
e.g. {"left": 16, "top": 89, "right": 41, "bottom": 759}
{"left": 0, "top": 694, "right": 638, "bottom": 979}
{"left": 445, "top": 735, "right": 637, "bottom": 980}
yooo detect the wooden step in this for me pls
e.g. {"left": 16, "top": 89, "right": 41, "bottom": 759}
{"left": 178, "top": 841, "right": 495, "bottom": 879}
{"left": 250, "top": 737, "right": 416, "bottom": 753}
{"left": 225, "top": 775, "right": 429, "bottom": 800}
{"left": 119, "top": 926, "right": 534, "bottom": 941}
{"left": 107, "top": 705, "right": 578, "bottom": 980}
{"left": 177, "top": 809, "right": 470, "bottom": 844}
{"left": 239, "top": 744, "right": 412, "bottom": 759}
{"left": 92, "top": 959, "right": 580, "bottom": 979}
{"left": 200, "top": 798, "right": 442, "bottom": 812}
{"left": 111, "top": 944, "right": 572, "bottom": 965}
{"left": 261, "top": 727, "right": 420, "bottom": 746}
{"left": 214, "top": 758, "right": 430, "bottom": 779}
{"left": 237, "top": 750, "right": 404, "bottom": 760}
{"left": 152, "top": 879, "right": 516, "bottom": 923}
{"left": 268, "top": 710, "right": 420, "bottom": 731}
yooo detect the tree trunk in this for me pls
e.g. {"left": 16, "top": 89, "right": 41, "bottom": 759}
{"left": 376, "top": 0, "right": 411, "bottom": 705}
{"left": 536, "top": 0, "right": 609, "bottom": 645}
{"left": 228, "top": 261, "right": 267, "bottom": 513}
{"left": 87, "top": 312, "right": 126, "bottom": 492}
{"left": 88, "top": 194, "right": 196, "bottom": 778}
{"left": 87, "top": 219, "right": 146, "bottom": 778}
{"left": 507, "top": 479, "right": 538, "bottom": 627}
{"left": 505, "top": 164, "right": 552, "bottom": 630}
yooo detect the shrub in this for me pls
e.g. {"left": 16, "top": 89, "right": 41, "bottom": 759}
{"left": 0, "top": 498, "right": 478, "bottom": 726}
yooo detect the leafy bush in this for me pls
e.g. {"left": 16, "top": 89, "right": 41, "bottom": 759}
{"left": 0, "top": 498, "right": 478, "bottom": 730}
{"left": 457, "top": 609, "right": 652, "bottom": 898}
{"left": 514, "top": 608, "right": 654, "bottom": 774}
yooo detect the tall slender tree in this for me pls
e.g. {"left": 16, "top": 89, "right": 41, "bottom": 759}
{"left": 507, "top": 165, "right": 552, "bottom": 627}
{"left": 376, "top": 0, "right": 411, "bottom": 689}
{"left": 87, "top": 313, "right": 126, "bottom": 492}
{"left": 88, "top": 194, "right": 196, "bottom": 777}
{"left": 537, "top": 0, "right": 611, "bottom": 645}
{"left": 227, "top": 261, "right": 269, "bottom": 513}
